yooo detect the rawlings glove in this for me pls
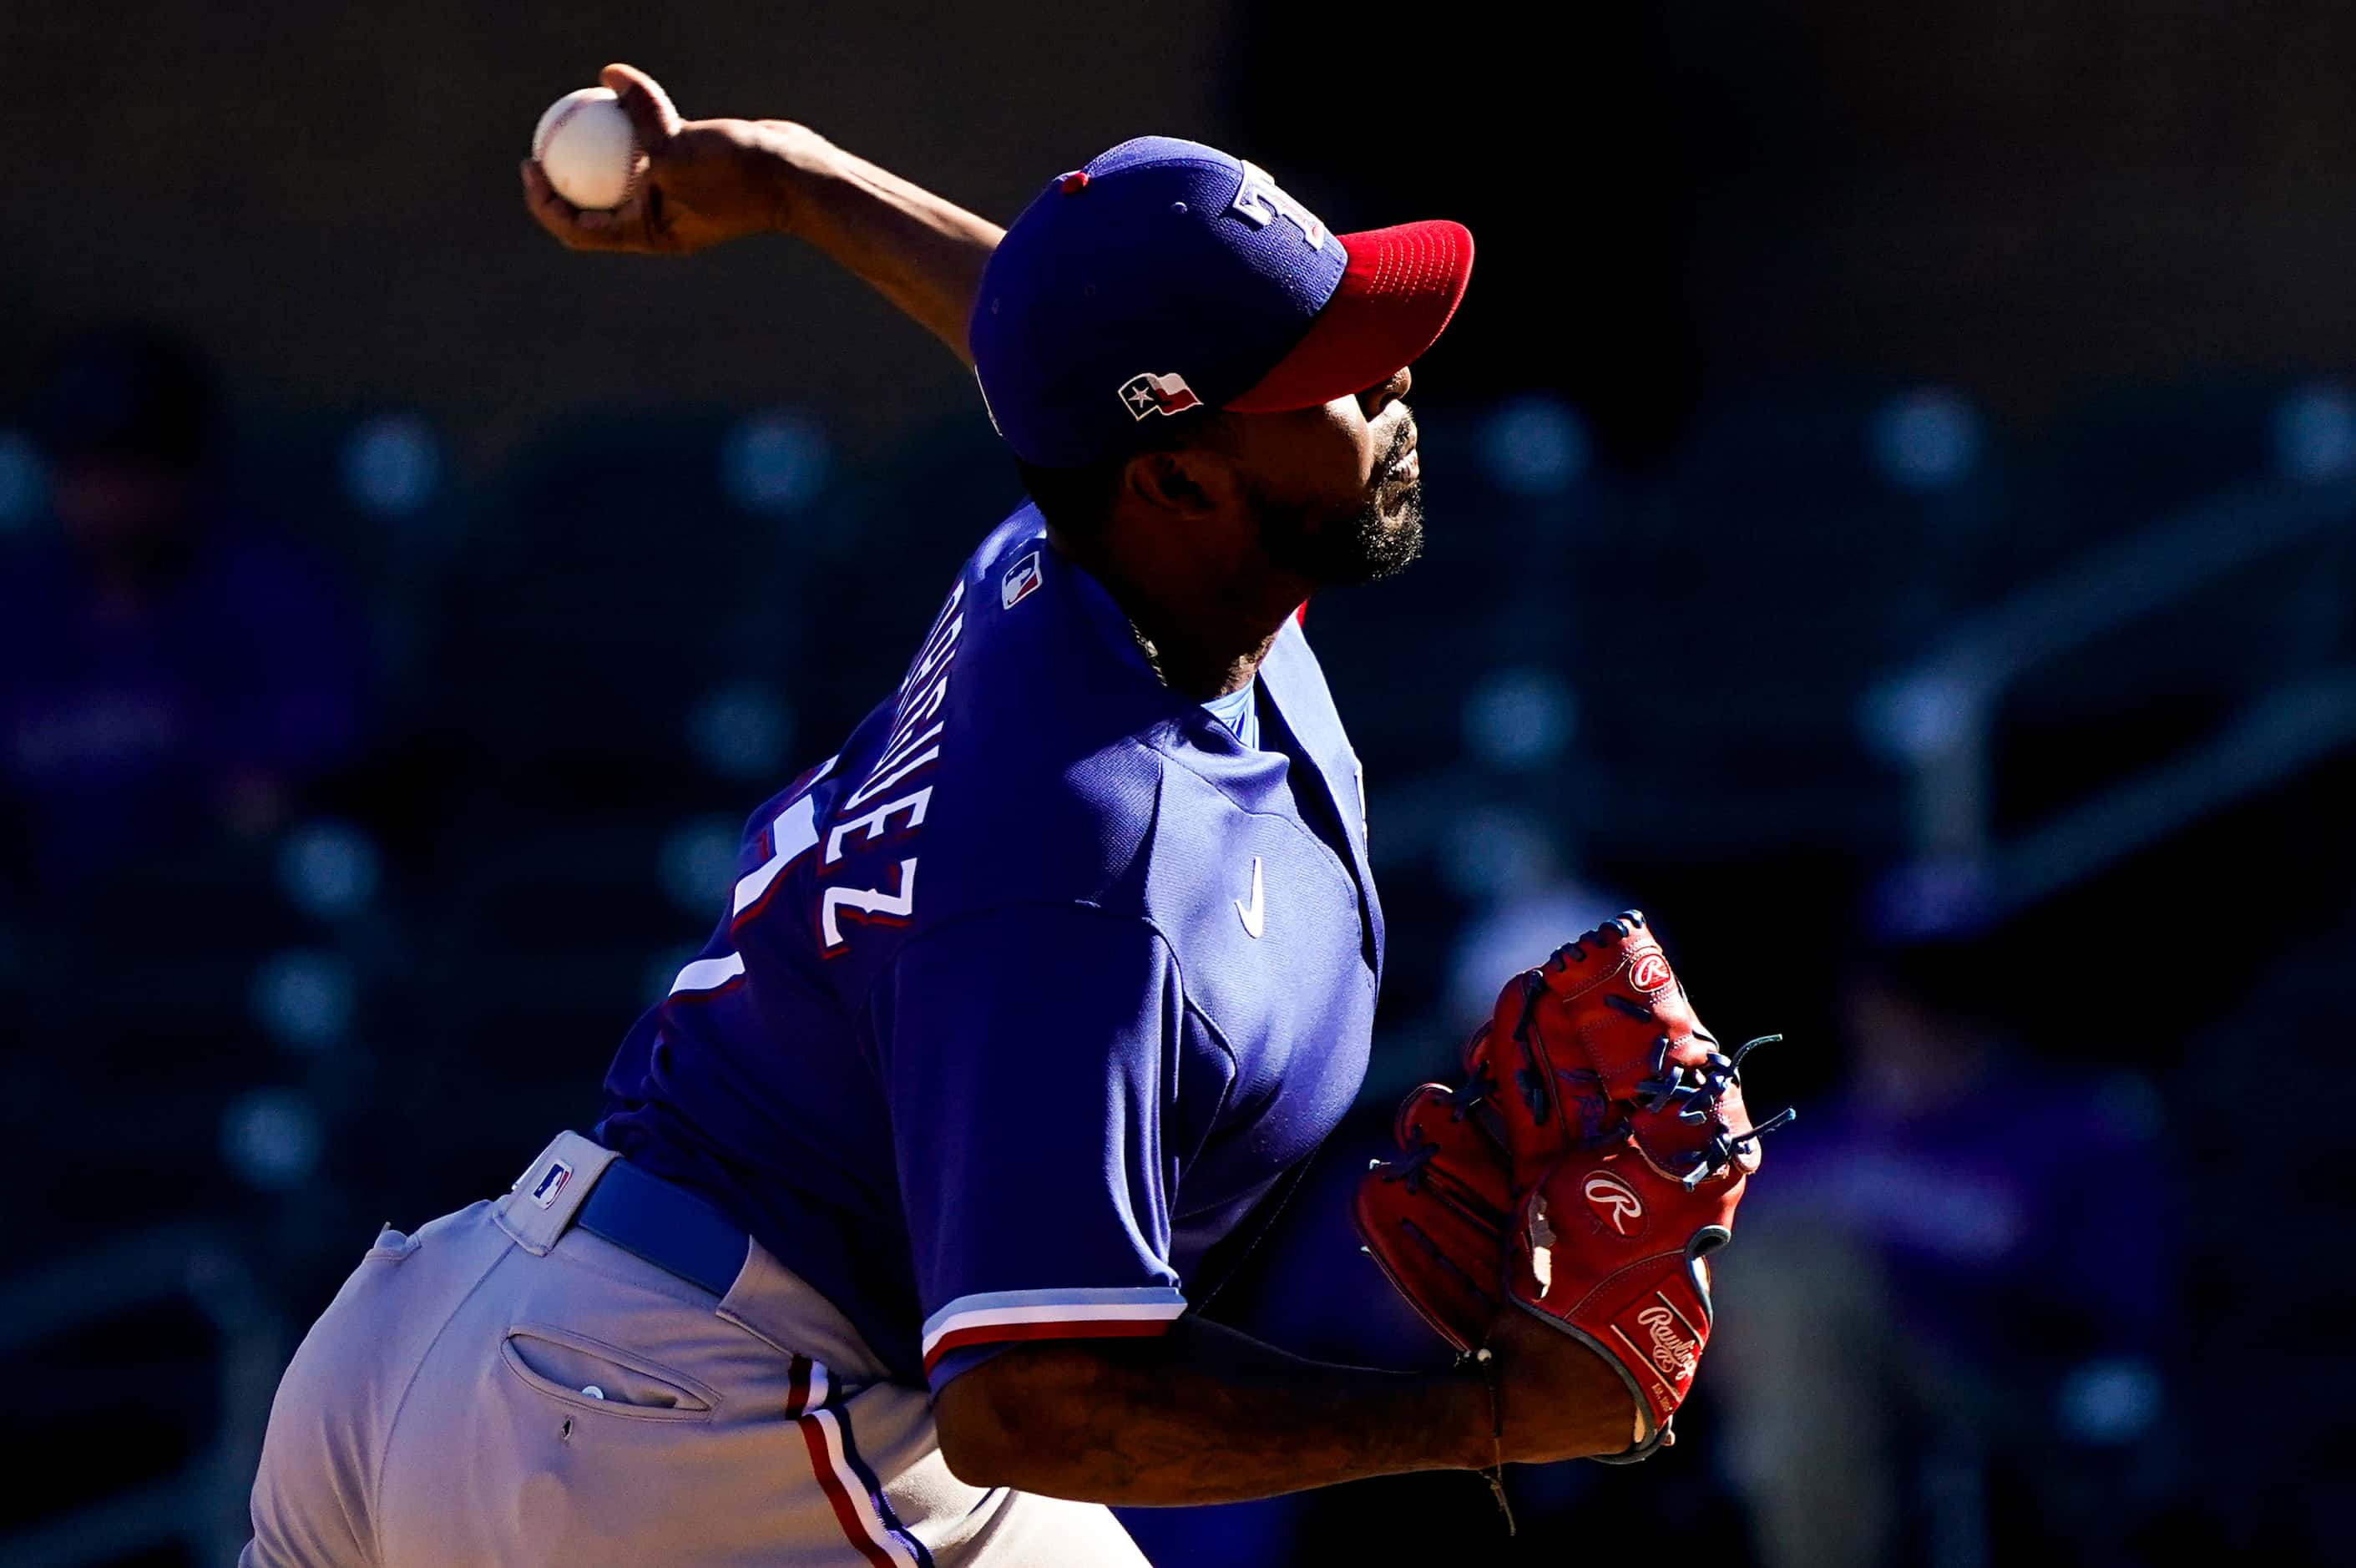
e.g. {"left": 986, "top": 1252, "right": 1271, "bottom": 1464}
{"left": 1353, "top": 911, "right": 1791, "bottom": 1461}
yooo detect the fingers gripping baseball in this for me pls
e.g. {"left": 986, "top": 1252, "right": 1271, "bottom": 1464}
{"left": 523, "top": 63, "right": 783, "bottom": 255}
{"left": 522, "top": 63, "right": 669, "bottom": 251}
{"left": 601, "top": 63, "right": 684, "bottom": 144}
{"left": 520, "top": 160, "right": 611, "bottom": 249}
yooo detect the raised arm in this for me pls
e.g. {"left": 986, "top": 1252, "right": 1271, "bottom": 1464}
{"left": 522, "top": 63, "right": 1002, "bottom": 364}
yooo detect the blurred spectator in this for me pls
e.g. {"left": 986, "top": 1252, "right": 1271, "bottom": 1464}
{"left": 0, "top": 326, "right": 373, "bottom": 888}
{"left": 1711, "top": 932, "right": 2177, "bottom": 1568}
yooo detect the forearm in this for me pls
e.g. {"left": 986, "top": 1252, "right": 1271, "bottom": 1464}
{"left": 938, "top": 1316, "right": 1493, "bottom": 1506}
{"left": 761, "top": 125, "right": 1003, "bottom": 364}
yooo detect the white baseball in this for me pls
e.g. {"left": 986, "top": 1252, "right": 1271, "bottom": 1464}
{"left": 532, "top": 88, "right": 642, "bottom": 210}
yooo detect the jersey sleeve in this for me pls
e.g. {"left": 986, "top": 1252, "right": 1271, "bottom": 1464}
{"left": 864, "top": 901, "right": 1192, "bottom": 1392}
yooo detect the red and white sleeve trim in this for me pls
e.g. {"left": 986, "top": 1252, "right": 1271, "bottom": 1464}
{"left": 919, "top": 1286, "right": 1186, "bottom": 1377}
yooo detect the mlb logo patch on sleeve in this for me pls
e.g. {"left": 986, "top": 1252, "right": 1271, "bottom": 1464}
{"left": 1002, "top": 550, "right": 1044, "bottom": 609}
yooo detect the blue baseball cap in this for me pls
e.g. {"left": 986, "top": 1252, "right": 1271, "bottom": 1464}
{"left": 970, "top": 137, "right": 1474, "bottom": 468}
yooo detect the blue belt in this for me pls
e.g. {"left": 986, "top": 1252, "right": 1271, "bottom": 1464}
{"left": 573, "top": 1157, "right": 751, "bottom": 1299}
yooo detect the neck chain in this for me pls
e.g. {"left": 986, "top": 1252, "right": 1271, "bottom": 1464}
{"left": 1126, "top": 617, "right": 1170, "bottom": 688}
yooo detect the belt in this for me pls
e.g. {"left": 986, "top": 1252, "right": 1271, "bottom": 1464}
{"left": 573, "top": 1156, "right": 751, "bottom": 1299}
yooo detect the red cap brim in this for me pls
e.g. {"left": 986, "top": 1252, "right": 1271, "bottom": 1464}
{"left": 1223, "top": 220, "right": 1474, "bottom": 413}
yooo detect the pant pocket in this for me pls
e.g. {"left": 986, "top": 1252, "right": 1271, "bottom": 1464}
{"left": 498, "top": 1323, "right": 720, "bottom": 1421}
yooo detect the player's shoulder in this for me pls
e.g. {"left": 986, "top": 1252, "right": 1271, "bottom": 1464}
{"left": 941, "top": 507, "right": 1122, "bottom": 700}
{"left": 816, "top": 506, "right": 1194, "bottom": 942}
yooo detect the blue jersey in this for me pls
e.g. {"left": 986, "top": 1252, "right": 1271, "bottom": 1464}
{"left": 598, "top": 506, "right": 1384, "bottom": 1390}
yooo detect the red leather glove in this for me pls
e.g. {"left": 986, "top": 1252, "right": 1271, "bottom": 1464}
{"left": 1354, "top": 912, "right": 1791, "bottom": 1460}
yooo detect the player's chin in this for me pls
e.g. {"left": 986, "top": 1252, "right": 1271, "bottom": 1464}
{"left": 1258, "top": 476, "right": 1426, "bottom": 586}
{"left": 1378, "top": 473, "right": 1425, "bottom": 529}
{"left": 1377, "top": 476, "right": 1428, "bottom": 545}
{"left": 1332, "top": 483, "right": 1427, "bottom": 586}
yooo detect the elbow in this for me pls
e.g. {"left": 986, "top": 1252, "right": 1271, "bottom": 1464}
{"left": 933, "top": 1372, "right": 1032, "bottom": 1490}
{"left": 933, "top": 1339, "right": 1126, "bottom": 1498}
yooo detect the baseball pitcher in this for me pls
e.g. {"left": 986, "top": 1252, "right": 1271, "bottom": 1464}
{"left": 241, "top": 64, "right": 1782, "bottom": 1566}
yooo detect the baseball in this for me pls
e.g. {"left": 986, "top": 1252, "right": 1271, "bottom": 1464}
{"left": 532, "top": 87, "right": 641, "bottom": 210}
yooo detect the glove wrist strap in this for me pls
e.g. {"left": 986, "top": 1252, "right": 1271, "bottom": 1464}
{"left": 1469, "top": 1346, "right": 1515, "bottom": 1536}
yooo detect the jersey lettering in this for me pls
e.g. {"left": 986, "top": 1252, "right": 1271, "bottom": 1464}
{"left": 900, "top": 580, "right": 965, "bottom": 698}
{"left": 891, "top": 666, "right": 953, "bottom": 746}
{"left": 842, "top": 726, "right": 943, "bottom": 812}
{"left": 820, "top": 577, "right": 968, "bottom": 954}
{"left": 822, "top": 857, "right": 918, "bottom": 951}
{"left": 826, "top": 787, "right": 933, "bottom": 866}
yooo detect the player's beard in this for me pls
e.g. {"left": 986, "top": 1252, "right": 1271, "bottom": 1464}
{"left": 1251, "top": 419, "right": 1426, "bottom": 587}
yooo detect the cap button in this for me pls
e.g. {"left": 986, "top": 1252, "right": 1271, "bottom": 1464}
{"left": 1058, "top": 170, "right": 1091, "bottom": 195}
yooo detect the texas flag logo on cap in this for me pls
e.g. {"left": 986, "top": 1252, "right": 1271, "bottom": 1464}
{"left": 1120, "top": 371, "right": 1203, "bottom": 421}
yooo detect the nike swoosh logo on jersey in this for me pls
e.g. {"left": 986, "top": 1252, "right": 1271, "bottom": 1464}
{"left": 1235, "top": 857, "right": 1264, "bottom": 939}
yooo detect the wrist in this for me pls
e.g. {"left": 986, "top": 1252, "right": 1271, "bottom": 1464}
{"left": 1487, "top": 1311, "right": 1647, "bottom": 1463}
{"left": 746, "top": 120, "right": 840, "bottom": 238}
{"left": 1436, "top": 1353, "right": 1502, "bottom": 1472}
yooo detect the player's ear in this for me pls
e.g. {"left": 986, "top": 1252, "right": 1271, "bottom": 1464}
{"left": 1123, "top": 444, "right": 1233, "bottom": 522}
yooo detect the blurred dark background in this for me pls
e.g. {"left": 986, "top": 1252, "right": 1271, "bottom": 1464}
{"left": 4, "top": 3, "right": 2351, "bottom": 1564}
